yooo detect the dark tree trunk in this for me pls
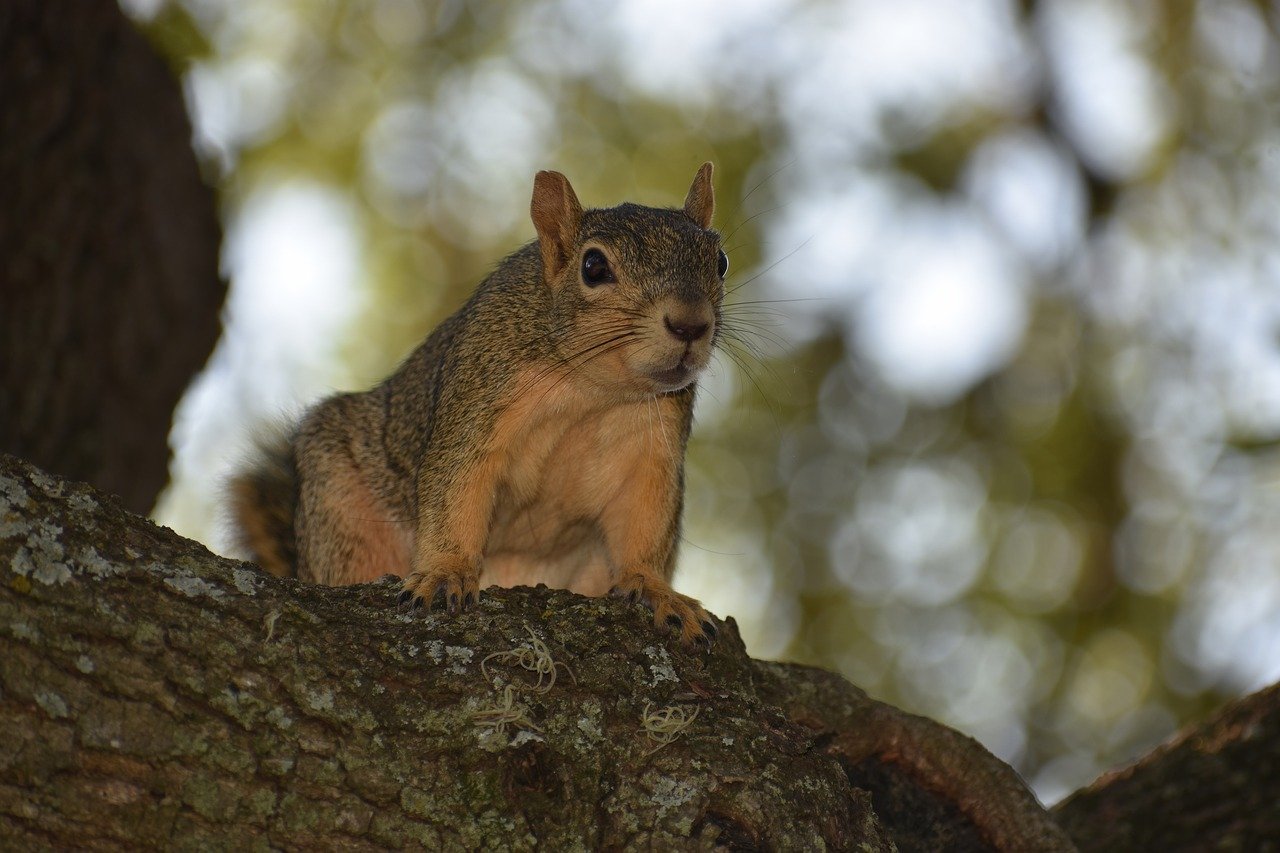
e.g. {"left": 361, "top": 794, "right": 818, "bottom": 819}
{"left": 1, "top": 454, "right": 1075, "bottom": 851}
{"left": 0, "top": 0, "right": 223, "bottom": 516}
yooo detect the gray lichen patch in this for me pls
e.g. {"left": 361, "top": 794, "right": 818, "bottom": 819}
{"left": 9, "top": 618, "right": 39, "bottom": 641}
{"left": 66, "top": 491, "right": 98, "bottom": 518}
{"left": 232, "top": 567, "right": 260, "bottom": 595}
{"left": 403, "top": 639, "right": 475, "bottom": 675}
{"left": 163, "top": 574, "right": 228, "bottom": 601}
{"left": 574, "top": 701, "right": 605, "bottom": 746}
{"left": 650, "top": 774, "right": 700, "bottom": 815}
{"left": 11, "top": 548, "right": 72, "bottom": 587}
{"left": 35, "top": 690, "right": 70, "bottom": 720}
{"left": 303, "top": 685, "right": 336, "bottom": 713}
{"left": 77, "top": 545, "right": 122, "bottom": 578}
{"left": 0, "top": 516, "right": 26, "bottom": 540}
{"left": 643, "top": 644, "right": 680, "bottom": 686}
{"left": 445, "top": 645, "right": 474, "bottom": 675}
{"left": 0, "top": 472, "right": 31, "bottom": 510}
{"left": 24, "top": 466, "right": 63, "bottom": 497}
{"left": 8, "top": 519, "right": 71, "bottom": 586}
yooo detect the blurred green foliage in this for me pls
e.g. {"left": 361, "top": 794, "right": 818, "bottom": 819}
{"left": 134, "top": 0, "right": 1280, "bottom": 802}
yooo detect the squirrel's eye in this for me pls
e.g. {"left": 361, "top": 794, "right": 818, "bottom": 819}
{"left": 717, "top": 249, "right": 729, "bottom": 279}
{"left": 581, "top": 248, "right": 614, "bottom": 286}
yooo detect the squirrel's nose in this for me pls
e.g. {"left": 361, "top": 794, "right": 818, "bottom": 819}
{"left": 664, "top": 314, "right": 710, "bottom": 343}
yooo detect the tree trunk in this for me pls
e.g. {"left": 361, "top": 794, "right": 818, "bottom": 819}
{"left": 1, "top": 453, "right": 1074, "bottom": 851}
{"left": 0, "top": 0, "right": 224, "bottom": 516}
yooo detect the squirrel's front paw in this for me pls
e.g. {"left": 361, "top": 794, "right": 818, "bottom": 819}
{"left": 398, "top": 555, "right": 480, "bottom": 615}
{"left": 610, "top": 573, "right": 718, "bottom": 650}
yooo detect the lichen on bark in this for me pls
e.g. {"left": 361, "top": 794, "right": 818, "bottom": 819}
{"left": 2, "top": 453, "right": 1075, "bottom": 850}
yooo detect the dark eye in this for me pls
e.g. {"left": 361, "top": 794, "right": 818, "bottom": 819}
{"left": 717, "top": 249, "right": 729, "bottom": 279}
{"left": 581, "top": 248, "right": 614, "bottom": 286}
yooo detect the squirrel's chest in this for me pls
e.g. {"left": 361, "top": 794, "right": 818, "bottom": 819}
{"left": 480, "top": 377, "right": 684, "bottom": 592}
{"left": 500, "top": 396, "right": 676, "bottom": 518}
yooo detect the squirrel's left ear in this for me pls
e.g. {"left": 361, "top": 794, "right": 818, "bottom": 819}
{"left": 683, "top": 162, "right": 715, "bottom": 229}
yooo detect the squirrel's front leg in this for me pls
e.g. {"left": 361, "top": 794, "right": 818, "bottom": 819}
{"left": 602, "top": 458, "right": 717, "bottom": 649}
{"left": 399, "top": 455, "right": 497, "bottom": 614}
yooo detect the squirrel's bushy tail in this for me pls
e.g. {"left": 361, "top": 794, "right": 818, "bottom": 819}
{"left": 228, "top": 431, "right": 299, "bottom": 578}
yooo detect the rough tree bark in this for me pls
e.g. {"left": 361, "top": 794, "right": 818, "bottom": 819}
{"left": 1, "top": 453, "right": 1075, "bottom": 851}
{"left": 0, "top": 0, "right": 224, "bottom": 516}
{"left": 1054, "top": 683, "right": 1280, "bottom": 851}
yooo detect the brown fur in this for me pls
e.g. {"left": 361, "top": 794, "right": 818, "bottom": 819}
{"left": 227, "top": 432, "right": 297, "bottom": 578}
{"left": 228, "top": 164, "right": 724, "bottom": 646}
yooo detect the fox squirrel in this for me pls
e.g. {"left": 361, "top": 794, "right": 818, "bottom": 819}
{"left": 229, "top": 164, "right": 726, "bottom": 647}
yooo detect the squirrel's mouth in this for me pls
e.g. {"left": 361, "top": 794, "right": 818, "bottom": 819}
{"left": 649, "top": 364, "right": 692, "bottom": 389}
{"left": 646, "top": 352, "right": 706, "bottom": 392}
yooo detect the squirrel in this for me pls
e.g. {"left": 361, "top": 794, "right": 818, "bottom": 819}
{"left": 228, "top": 163, "right": 727, "bottom": 648}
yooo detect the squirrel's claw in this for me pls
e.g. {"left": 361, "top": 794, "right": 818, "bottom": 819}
{"left": 396, "top": 588, "right": 425, "bottom": 615}
{"left": 608, "top": 585, "right": 643, "bottom": 605}
{"left": 400, "top": 559, "right": 481, "bottom": 616}
{"left": 610, "top": 574, "right": 717, "bottom": 650}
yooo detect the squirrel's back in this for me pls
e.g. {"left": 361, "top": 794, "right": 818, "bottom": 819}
{"left": 228, "top": 430, "right": 299, "bottom": 577}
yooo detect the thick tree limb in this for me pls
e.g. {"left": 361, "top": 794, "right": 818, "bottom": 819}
{"left": 1054, "top": 682, "right": 1280, "bottom": 851}
{"left": 0, "top": 453, "right": 1075, "bottom": 850}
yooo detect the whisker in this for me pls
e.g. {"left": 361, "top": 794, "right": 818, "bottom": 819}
{"left": 721, "top": 159, "right": 794, "bottom": 233}
{"left": 715, "top": 346, "right": 781, "bottom": 431}
{"left": 727, "top": 236, "right": 814, "bottom": 297}
{"left": 723, "top": 203, "right": 785, "bottom": 245}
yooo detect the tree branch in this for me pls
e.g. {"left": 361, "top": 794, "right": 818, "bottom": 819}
{"left": 0, "top": 453, "right": 1077, "bottom": 850}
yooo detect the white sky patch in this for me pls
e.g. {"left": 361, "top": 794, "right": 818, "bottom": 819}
{"left": 1173, "top": 537, "right": 1280, "bottom": 693}
{"left": 359, "top": 59, "right": 553, "bottom": 239}
{"left": 964, "top": 130, "right": 1087, "bottom": 272}
{"left": 781, "top": 0, "right": 1032, "bottom": 158}
{"left": 118, "top": 0, "right": 164, "bottom": 21}
{"left": 1039, "top": 0, "right": 1171, "bottom": 180}
{"left": 185, "top": 56, "right": 291, "bottom": 167}
{"left": 766, "top": 177, "right": 1030, "bottom": 402}
{"left": 156, "top": 181, "right": 363, "bottom": 551}
{"left": 605, "top": 0, "right": 796, "bottom": 105}
{"left": 767, "top": 177, "right": 889, "bottom": 302}
{"left": 1195, "top": 0, "right": 1269, "bottom": 82}
{"left": 856, "top": 208, "right": 1029, "bottom": 404}
{"left": 846, "top": 459, "right": 989, "bottom": 606}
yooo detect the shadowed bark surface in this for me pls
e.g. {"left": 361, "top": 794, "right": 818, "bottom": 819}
{"left": 0, "top": 453, "right": 1077, "bottom": 851}
{"left": 0, "top": 0, "right": 223, "bottom": 515}
{"left": 1054, "top": 683, "right": 1280, "bottom": 852}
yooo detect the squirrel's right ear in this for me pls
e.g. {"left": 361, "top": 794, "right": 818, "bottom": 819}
{"left": 531, "top": 170, "right": 583, "bottom": 282}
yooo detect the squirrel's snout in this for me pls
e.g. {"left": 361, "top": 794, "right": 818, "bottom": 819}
{"left": 663, "top": 313, "right": 710, "bottom": 343}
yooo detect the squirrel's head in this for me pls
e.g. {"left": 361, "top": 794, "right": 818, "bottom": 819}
{"left": 530, "top": 163, "right": 725, "bottom": 398}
